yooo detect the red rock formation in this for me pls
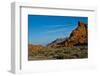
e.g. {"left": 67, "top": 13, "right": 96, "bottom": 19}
{"left": 28, "top": 44, "right": 45, "bottom": 54}
{"left": 47, "top": 21, "right": 88, "bottom": 48}
{"left": 65, "top": 21, "right": 88, "bottom": 47}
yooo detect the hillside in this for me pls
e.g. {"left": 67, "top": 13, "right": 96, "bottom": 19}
{"left": 47, "top": 21, "right": 88, "bottom": 48}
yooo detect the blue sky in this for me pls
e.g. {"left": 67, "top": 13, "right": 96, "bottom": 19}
{"left": 28, "top": 15, "right": 88, "bottom": 45}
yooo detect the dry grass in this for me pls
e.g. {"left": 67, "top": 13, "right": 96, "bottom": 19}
{"left": 28, "top": 45, "right": 88, "bottom": 60}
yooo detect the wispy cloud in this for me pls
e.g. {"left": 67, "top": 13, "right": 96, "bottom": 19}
{"left": 36, "top": 24, "right": 75, "bottom": 35}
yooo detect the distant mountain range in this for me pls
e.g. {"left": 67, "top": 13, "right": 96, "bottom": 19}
{"left": 47, "top": 38, "right": 66, "bottom": 46}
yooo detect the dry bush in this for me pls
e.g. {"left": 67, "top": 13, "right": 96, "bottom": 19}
{"left": 28, "top": 45, "right": 88, "bottom": 60}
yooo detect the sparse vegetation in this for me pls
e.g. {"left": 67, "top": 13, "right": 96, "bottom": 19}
{"left": 28, "top": 45, "right": 88, "bottom": 60}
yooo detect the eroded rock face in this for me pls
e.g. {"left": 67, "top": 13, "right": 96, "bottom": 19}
{"left": 47, "top": 21, "right": 88, "bottom": 48}
{"left": 28, "top": 44, "right": 45, "bottom": 52}
{"left": 65, "top": 21, "right": 88, "bottom": 47}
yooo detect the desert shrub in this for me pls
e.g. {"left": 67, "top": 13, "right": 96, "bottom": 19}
{"left": 71, "top": 54, "right": 79, "bottom": 58}
{"left": 53, "top": 53, "right": 65, "bottom": 59}
{"left": 28, "top": 45, "right": 88, "bottom": 60}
